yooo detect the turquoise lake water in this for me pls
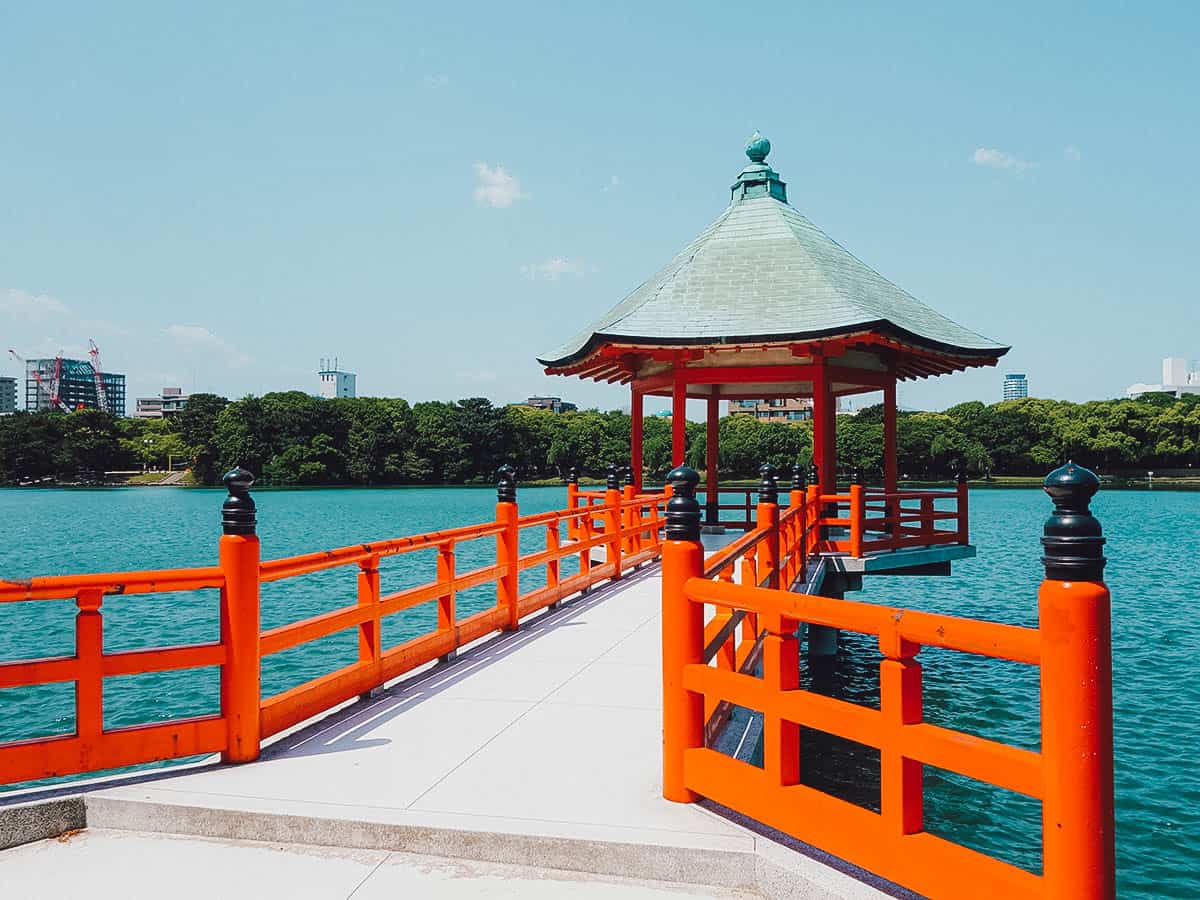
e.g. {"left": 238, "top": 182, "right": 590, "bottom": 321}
{"left": 1, "top": 485, "right": 1197, "bottom": 897}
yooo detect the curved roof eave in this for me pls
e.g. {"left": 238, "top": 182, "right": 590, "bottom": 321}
{"left": 538, "top": 320, "right": 1010, "bottom": 371}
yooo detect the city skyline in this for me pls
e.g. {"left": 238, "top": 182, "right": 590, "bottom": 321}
{"left": 2, "top": 4, "right": 1197, "bottom": 414}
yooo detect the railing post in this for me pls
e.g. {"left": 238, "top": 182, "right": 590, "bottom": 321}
{"left": 496, "top": 465, "right": 520, "bottom": 631}
{"left": 805, "top": 474, "right": 819, "bottom": 554}
{"left": 605, "top": 464, "right": 623, "bottom": 581}
{"left": 566, "top": 466, "right": 579, "bottom": 540}
{"left": 1038, "top": 463, "right": 1114, "bottom": 899}
{"left": 790, "top": 464, "right": 807, "bottom": 578}
{"left": 546, "top": 523, "right": 561, "bottom": 608}
{"left": 219, "top": 467, "right": 261, "bottom": 764}
{"left": 622, "top": 478, "right": 637, "bottom": 556}
{"left": 756, "top": 463, "right": 780, "bottom": 589}
{"left": 357, "top": 553, "right": 382, "bottom": 694}
{"left": 880, "top": 630, "right": 923, "bottom": 836}
{"left": 661, "top": 465, "right": 704, "bottom": 803}
{"left": 437, "top": 541, "right": 456, "bottom": 661}
{"left": 74, "top": 588, "right": 104, "bottom": 744}
{"left": 849, "top": 468, "right": 865, "bottom": 558}
{"left": 919, "top": 495, "right": 934, "bottom": 539}
{"left": 956, "top": 465, "right": 970, "bottom": 545}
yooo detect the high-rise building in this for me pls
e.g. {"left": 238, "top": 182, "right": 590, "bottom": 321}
{"left": 1126, "top": 357, "right": 1200, "bottom": 399}
{"left": 24, "top": 358, "right": 126, "bottom": 415}
{"left": 135, "top": 387, "right": 189, "bottom": 418}
{"left": 0, "top": 376, "right": 16, "bottom": 414}
{"left": 1002, "top": 373, "right": 1028, "bottom": 401}
{"left": 318, "top": 358, "right": 356, "bottom": 399}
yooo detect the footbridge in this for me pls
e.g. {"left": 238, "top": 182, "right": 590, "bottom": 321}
{"left": 0, "top": 462, "right": 1115, "bottom": 899}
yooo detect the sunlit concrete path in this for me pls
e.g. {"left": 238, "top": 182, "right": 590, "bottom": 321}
{"left": 4, "top": 553, "right": 891, "bottom": 899}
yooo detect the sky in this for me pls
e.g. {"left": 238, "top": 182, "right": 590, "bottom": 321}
{"left": 2, "top": 2, "right": 1197, "bottom": 417}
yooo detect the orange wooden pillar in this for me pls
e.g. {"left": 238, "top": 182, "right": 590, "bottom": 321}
{"left": 496, "top": 465, "right": 521, "bottom": 631}
{"left": 1038, "top": 463, "right": 1115, "bottom": 899}
{"left": 705, "top": 392, "right": 720, "bottom": 526}
{"left": 883, "top": 377, "right": 898, "bottom": 532}
{"left": 219, "top": 467, "right": 261, "bottom": 764}
{"left": 661, "top": 465, "right": 704, "bottom": 803}
{"left": 671, "top": 370, "right": 687, "bottom": 467}
{"left": 811, "top": 358, "right": 836, "bottom": 495}
{"left": 630, "top": 388, "right": 644, "bottom": 492}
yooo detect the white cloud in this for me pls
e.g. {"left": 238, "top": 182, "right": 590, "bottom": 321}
{"left": 1, "top": 288, "right": 125, "bottom": 343}
{"left": 520, "top": 258, "right": 596, "bottom": 281}
{"left": 602, "top": 175, "right": 620, "bottom": 192}
{"left": 972, "top": 147, "right": 1036, "bottom": 172}
{"left": 164, "top": 324, "right": 252, "bottom": 368}
{"left": 473, "top": 163, "right": 522, "bottom": 208}
{"left": 0, "top": 288, "right": 70, "bottom": 320}
{"left": 1064, "top": 145, "right": 1081, "bottom": 162}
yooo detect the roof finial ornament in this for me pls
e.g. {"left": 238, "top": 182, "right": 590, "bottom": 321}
{"left": 745, "top": 131, "right": 771, "bottom": 164}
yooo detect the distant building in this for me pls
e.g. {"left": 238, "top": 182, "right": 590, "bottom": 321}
{"left": 1126, "top": 357, "right": 1200, "bottom": 399}
{"left": 524, "top": 396, "right": 577, "bottom": 413}
{"left": 0, "top": 376, "right": 16, "bottom": 414}
{"left": 24, "top": 358, "right": 126, "bottom": 415}
{"left": 318, "top": 358, "right": 357, "bottom": 399}
{"left": 1003, "top": 373, "right": 1028, "bottom": 401}
{"left": 728, "top": 398, "right": 813, "bottom": 423}
{"left": 135, "top": 387, "right": 189, "bottom": 419}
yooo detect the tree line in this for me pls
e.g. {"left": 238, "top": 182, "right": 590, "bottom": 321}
{"left": 0, "top": 390, "right": 1196, "bottom": 486}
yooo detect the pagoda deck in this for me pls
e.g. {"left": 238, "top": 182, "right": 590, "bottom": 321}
{"left": 3, "top": 546, "right": 892, "bottom": 900}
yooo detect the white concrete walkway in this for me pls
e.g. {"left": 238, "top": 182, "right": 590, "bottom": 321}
{"left": 4, "top": 555, "right": 890, "bottom": 899}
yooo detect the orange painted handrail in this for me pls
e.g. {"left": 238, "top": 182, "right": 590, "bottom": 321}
{"left": 660, "top": 473, "right": 1114, "bottom": 899}
{"left": 0, "top": 488, "right": 668, "bottom": 788}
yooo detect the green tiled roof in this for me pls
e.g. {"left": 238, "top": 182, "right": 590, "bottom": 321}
{"left": 539, "top": 138, "right": 1007, "bottom": 369}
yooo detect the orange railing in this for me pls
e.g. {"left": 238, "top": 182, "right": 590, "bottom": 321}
{"left": 660, "top": 464, "right": 1115, "bottom": 900}
{"left": 0, "top": 475, "right": 667, "bottom": 788}
{"left": 814, "top": 479, "right": 969, "bottom": 557}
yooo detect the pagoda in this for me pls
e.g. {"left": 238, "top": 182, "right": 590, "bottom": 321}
{"left": 539, "top": 133, "right": 1008, "bottom": 506}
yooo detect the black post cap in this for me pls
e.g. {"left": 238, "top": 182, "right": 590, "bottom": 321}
{"left": 606, "top": 463, "right": 621, "bottom": 490}
{"left": 221, "top": 467, "right": 257, "bottom": 535}
{"left": 808, "top": 463, "right": 819, "bottom": 486}
{"left": 1041, "top": 461, "right": 1106, "bottom": 581}
{"left": 566, "top": 466, "right": 579, "bottom": 485}
{"left": 957, "top": 462, "right": 969, "bottom": 484}
{"left": 665, "top": 465, "right": 702, "bottom": 541}
{"left": 791, "top": 463, "right": 806, "bottom": 491}
{"left": 496, "top": 464, "right": 517, "bottom": 503}
{"left": 758, "top": 463, "right": 779, "bottom": 505}
{"left": 850, "top": 466, "right": 864, "bottom": 486}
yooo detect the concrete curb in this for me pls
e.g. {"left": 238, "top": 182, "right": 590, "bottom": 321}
{"left": 0, "top": 796, "right": 86, "bottom": 851}
{"left": 83, "top": 795, "right": 895, "bottom": 899}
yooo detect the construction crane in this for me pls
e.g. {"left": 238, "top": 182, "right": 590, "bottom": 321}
{"left": 87, "top": 339, "right": 110, "bottom": 414}
{"left": 7, "top": 348, "right": 67, "bottom": 411}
